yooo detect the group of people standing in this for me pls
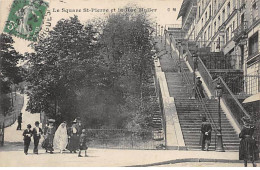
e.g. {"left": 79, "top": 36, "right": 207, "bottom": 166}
{"left": 22, "top": 118, "right": 88, "bottom": 157}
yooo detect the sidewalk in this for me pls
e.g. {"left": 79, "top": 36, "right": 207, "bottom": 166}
{"left": 4, "top": 94, "right": 40, "bottom": 143}
{"left": 1, "top": 145, "right": 258, "bottom": 167}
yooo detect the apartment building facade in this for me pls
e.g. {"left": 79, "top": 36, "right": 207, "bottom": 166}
{"left": 177, "top": 0, "right": 260, "bottom": 95}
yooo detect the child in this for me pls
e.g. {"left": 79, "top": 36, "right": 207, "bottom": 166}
{"left": 78, "top": 129, "right": 88, "bottom": 157}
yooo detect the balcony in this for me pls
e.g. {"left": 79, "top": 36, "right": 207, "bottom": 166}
{"left": 233, "top": 21, "right": 248, "bottom": 42}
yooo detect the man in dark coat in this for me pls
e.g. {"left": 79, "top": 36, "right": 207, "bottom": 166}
{"left": 23, "top": 124, "right": 32, "bottom": 155}
{"left": 17, "top": 113, "right": 22, "bottom": 130}
{"left": 32, "top": 121, "right": 43, "bottom": 154}
{"left": 200, "top": 117, "right": 212, "bottom": 151}
{"left": 195, "top": 77, "right": 205, "bottom": 98}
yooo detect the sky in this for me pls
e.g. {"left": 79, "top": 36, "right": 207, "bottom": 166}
{"left": 0, "top": 0, "right": 182, "bottom": 54}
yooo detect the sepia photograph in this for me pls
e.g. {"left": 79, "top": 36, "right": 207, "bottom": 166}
{"left": 0, "top": 0, "right": 259, "bottom": 167}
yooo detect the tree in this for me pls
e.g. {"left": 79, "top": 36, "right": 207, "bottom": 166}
{"left": 98, "top": 8, "right": 155, "bottom": 130}
{"left": 0, "top": 33, "right": 23, "bottom": 116}
{"left": 26, "top": 16, "right": 103, "bottom": 122}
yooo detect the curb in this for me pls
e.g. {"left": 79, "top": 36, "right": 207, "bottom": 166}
{"left": 129, "top": 158, "right": 260, "bottom": 167}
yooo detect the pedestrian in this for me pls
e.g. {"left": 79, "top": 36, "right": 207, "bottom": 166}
{"left": 195, "top": 77, "right": 205, "bottom": 98}
{"left": 68, "top": 120, "right": 80, "bottom": 153}
{"left": 239, "top": 116, "right": 259, "bottom": 167}
{"left": 17, "top": 113, "right": 22, "bottom": 130}
{"left": 78, "top": 129, "right": 88, "bottom": 157}
{"left": 200, "top": 117, "right": 212, "bottom": 151}
{"left": 23, "top": 124, "right": 32, "bottom": 155}
{"left": 32, "top": 121, "right": 43, "bottom": 154}
{"left": 76, "top": 117, "right": 83, "bottom": 135}
{"left": 42, "top": 119, "right": 56, "bottom": 154}
{"left": 53, "top": 121, "right": 68, "bottom": 153}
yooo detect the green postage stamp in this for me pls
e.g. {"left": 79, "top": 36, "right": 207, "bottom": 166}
{"left": 4, "top": 0, "right": 48, "bottom": 41}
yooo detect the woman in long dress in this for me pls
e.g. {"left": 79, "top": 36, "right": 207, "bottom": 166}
{"left": 239, "top": 116, "right": 259, "bottom": 167}
{"left": 53, "top": 122, "right": 68, "bottom": 153}
{"left": 67, "top": 121, "right": 80, "bottom": 153}
{"left": 42, "top": 119, "right": 56, "bottom": 154}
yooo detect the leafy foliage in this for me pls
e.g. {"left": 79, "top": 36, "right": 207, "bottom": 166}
{"left": 26, "top": 10, "right": 156, "bottom": 130}
{"left": 26, "top": 16, "right": 103, "bottom": 122}
{"left": 0, "top": 33, "right": 23, "bottom": 115}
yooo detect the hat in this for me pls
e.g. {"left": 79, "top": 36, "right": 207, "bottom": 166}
{"left": 48, "top": 119, "right": 55, "bottom": 123}
{"left": 196, "top": 77, "right": 201, "bottom": 79}
{"left": 72, "top": 119, "right": 77, "bottom": 123}
{"left": 27, "top": 124, "right": 32, "bottom": 128}
{"left": 35, "top": 121, "right": 40, "bottom": 125}
{"left": 241, "top": 116, "right": 253, "bottom": 125}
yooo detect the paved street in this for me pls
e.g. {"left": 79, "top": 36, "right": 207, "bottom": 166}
{"left": 0, "top": 145, "right": 245, "bottom": 167}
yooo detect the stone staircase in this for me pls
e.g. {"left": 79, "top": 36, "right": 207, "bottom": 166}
{"left": 155, "top": 37, "right": 240, "bottom": 151}
{"left": 175, "top": 98, "right": 240, "bottom": 151}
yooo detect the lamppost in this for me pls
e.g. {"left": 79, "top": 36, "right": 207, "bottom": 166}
{"left": 215, "top": 81, "right": 225, "bottom": 152}
{"left": 177, "top": 40, "right": 182, "bottom": 72}
{"left": 161, "top": 26, "right": 163, "bottom": 42}
{"left": 164, "top": 29, "right": 167, "bottom": 49}
{"left": 158, "top": 24, "right": 160, "bottom": 37}
{"left": 169, "top": 33, "right": 172, "bottom": 58}
{"left": 155, "top": 23, "right": 157, "bottom": 37}
{"left": 192, "top": 51, "right": 198, "bottom": 86}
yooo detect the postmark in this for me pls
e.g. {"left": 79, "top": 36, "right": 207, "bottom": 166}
{"left": 4, "top": 0, "right": 49, "bottom": 41}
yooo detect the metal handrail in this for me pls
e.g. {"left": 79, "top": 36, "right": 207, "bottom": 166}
{"left": 167, "top": 34, "right": 219, "bottom": 134}
{"left": 212, "top": 77, "right": 250, "bottom": 126}
{"left": 184, "top": 40, "right": 250, "bottom": 127}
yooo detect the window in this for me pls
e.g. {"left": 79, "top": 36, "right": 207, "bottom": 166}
{"left": 232, "top": 21, "right": 235, "bottom": 37}
{"left": 214, "top": 0, "right": 217, "bottom": 15}
{"left": 209, "top": 5, "right": 212, "bottom": 17}
{"left": 226, "top": 27, "right": 230, "bottom": 42}
{"left": 205, "top": 12, "right": 207, "bottom": 21}
{"left": 252, "top": 2, "right": 258, "bottom": 22}
{"left": 227, "top": 2, "right": 231, "bottom": 16}
{"left": 248, "top": 32, "right": 259, "bottom": 58}
{"left": 233, "top": 0, "right": 236, "bottom": 10}
{"left": 202, "top": 18, "right": 204, "bottom": 26}
{"left": 204, "top": 31, "right": 207, "bottom": 42}
{"left": 199, "top": 6, "right": 201, "bottom": 18}
{"left": 208, "top": 26, "right": 211, "bottom": 39}
{"left": 214, "top": 22, "right": 216, "bottom": 33}
{"left": 218, "top": 15, "right": 221, "bottom": 27}
{"left": 222, "top": 9, "right": 225, "bottom": 23}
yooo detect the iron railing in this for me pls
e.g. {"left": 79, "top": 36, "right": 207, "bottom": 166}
{"left": 183, "top": 38, "right": 250, "bottom": 128}
{"left": 85, "top": 129, "right": 165, "bottom": 150}
{"left": 244, "top": 74, "right": 260, "bottom": 95}
{"left": 212, "top": 77, "right": 250, "bottom": 126}
{"left": 167, "top": 34, "right": 218, "bottom": 150}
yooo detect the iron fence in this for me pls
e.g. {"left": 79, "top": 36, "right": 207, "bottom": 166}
{"left": 245, "top": 75, "right": 260, "bottom": 95}
{"left": 85, "top": 129, "right": 165, "bottom": 150}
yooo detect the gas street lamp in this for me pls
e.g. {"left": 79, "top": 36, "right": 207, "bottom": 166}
{"left": 158, "top": 25, "right": 160, "bottom": 37}
{"left": 155, "top": 23, "right": 157, "bottom": 37}
{"left": 169, "top": 33, "right": 173, "bottom": 58}
{"left": 164, "top": 29, "right": 167, "bottom": 49}
{"left": 161, "top": 26, "right": 163, "bottom": 42}
{"left": 192, "top": 51, "right": 198, "bottom": 86}
{"left": 177, "top": 40, "right": 182, "bottom": 72}
{"left": 215, "top": 81, "right": 225, "bottom": 152}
